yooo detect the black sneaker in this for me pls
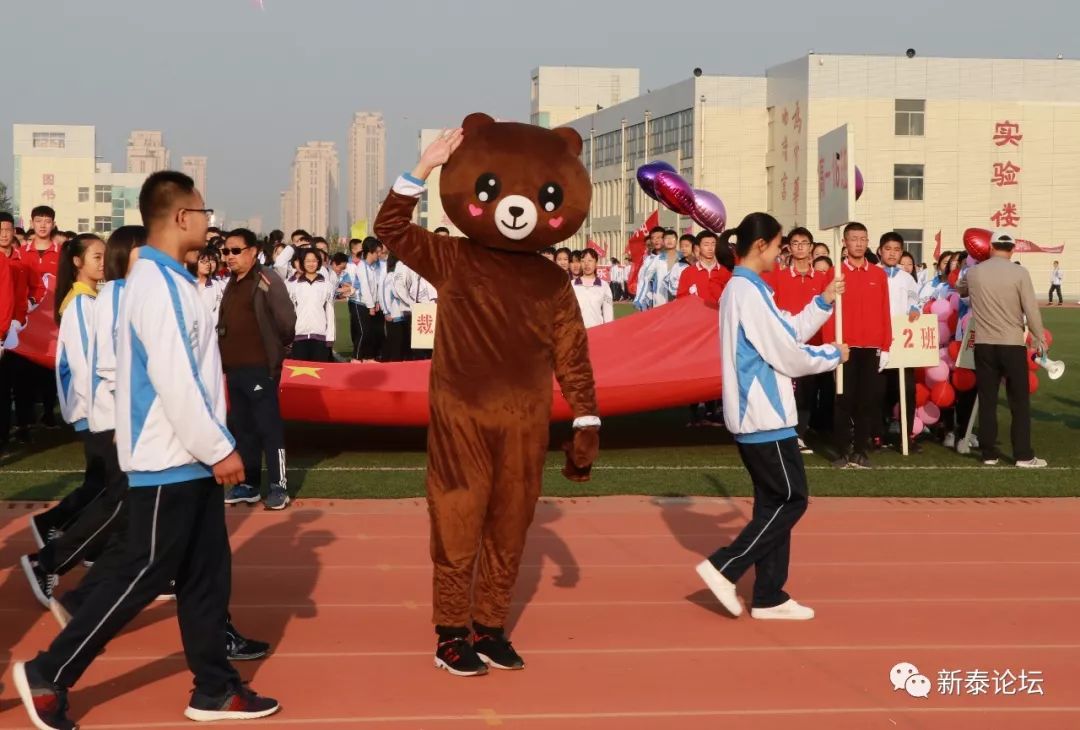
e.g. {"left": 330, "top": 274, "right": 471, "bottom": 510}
{"left": 225, "top": 620, "right": 271, "bottom": 661}
{"left": 184, "top": 682, "right": 280, "bottom": 722}
{"left": 40, "top": 413, "right": 61, "bottom": 430}
{"left": 20, "top": 554, "right": 56, "bottom": 609}
{"left": 473, "top": 631, "right": 525, "bottom": 670}
{"left": 13, "top": 661, "right": 76, "bottom": 730}
{"left": 29, "top": 514, "right": 60, "bottom": 550}
{"left": 434, "top": 636, "right": 488, "bottom": 676}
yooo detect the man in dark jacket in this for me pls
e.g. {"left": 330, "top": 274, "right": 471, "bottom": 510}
{"left": 218, "top": 228, "right": 297, "bottom": 509}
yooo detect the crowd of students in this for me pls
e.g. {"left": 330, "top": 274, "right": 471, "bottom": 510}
{"left": 614, "top": 220, "right": 1020, "bottom": 468}
{"left": 186, "top": 226, "right": 437, "bottom": 365}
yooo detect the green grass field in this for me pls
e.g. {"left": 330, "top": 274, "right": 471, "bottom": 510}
{"left": 2, "top": 306, "right": 1076, "bottom": 501}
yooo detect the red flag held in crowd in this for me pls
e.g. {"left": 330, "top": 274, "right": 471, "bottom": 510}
{"left": 1012, "top": 236, "right": 1065, "bottom": 255}
{"left": 933, "top": 231, "right": 942, "bottom": 261}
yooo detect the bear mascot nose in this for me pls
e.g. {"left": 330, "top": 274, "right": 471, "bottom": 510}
{"left": 508, "top": 206, "right": 524, "bottom": 218}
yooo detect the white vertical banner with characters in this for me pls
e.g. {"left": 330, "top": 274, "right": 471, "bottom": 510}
{"left": 411, "top": 301, "right": 437, "bottom": 350}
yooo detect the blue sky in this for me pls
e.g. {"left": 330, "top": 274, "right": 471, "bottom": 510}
{"left": 1, "top": 0, "right": 1067, "bottom": 228}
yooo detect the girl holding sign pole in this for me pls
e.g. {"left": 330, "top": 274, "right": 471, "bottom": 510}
{"left": 696, "top": 212, "right": 847, "bottom": 621}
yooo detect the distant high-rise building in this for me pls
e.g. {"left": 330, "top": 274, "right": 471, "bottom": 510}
{"left": 289, "top": 141, "right": 338, "bottom": 237}
{"left": 126, "top": 130, "right": 169, "bottom": 174}
{"left": 280, "top": 190, "right": 296, "bottom": 233}
{"left": 530, "top": 66, "right": 640, "bottom": 128}
{"left": 413, "top": 129, "right": 461, "bottom": 235}
{"left": 181, "top": 156, "right": 207, "bottom": 197}
{"left": 347, "top": 112, "right": 386, "bottom": 230}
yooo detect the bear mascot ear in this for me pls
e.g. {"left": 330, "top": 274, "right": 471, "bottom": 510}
{"left": 553, "top": 126, "right": 583, "bottom": 156}
{"left": 461, "top": 113, "right": 496, "bottom": 134}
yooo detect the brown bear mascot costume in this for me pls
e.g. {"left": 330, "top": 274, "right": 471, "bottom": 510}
{"left": 374, "top": 114, "right": 599, "bottom": 677}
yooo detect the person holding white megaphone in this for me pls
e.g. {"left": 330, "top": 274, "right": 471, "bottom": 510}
{"left": 957, "top": 230, "right": 1048, "bottom": 468}
{"left": 1032, "top": 351, "right": 1065, "bottom": 380}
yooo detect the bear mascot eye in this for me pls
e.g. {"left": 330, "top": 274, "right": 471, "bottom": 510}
{"left": 474, "top": 173, "right": 501, "bottom": 203}
{"left": 538, "top": 182, "right": 564, "bottom": 213}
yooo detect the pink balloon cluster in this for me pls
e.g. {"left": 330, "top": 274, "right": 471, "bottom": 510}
{"left": 636, "top": 162, "right": 727, "bottom": 233}
{"left": 914, "top": 298, "right": 972, "bottom": 433}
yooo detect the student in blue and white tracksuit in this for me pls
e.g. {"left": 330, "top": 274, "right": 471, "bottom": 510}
{"left": 380, "top": 253, "right": 410, "bottom": 362}
{"left": 695, "top": 213, "right": 847, "bottom": 622}
{"left": 14, "top": 174, "right": 278, "bottom": 730}
{"left": 633, "top": 230, "right": 679, "bottom": 310}
{"left": 347, "top": 236, "right": 385, "bottom": 361}
{"left": 20, "top": 234, "right": 108, "bottom": 606}
{"left": 37, "top": 227, "right": 144, "bottom": 619}
{"left": 392, "top": 255, "right": 437, "bottom": 359}
{"left": 287, "top": 248, "right": 336, "bottom": 362}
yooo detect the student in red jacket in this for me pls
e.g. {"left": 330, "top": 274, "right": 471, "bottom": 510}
{"left": 824, "top": 222, "right": 892, "bottom": 468}
{"left": 770, "top": 227, "right": 829, "bottom": 452}
{"left": 0, "top": 212, "right": 37, "bottom": 453}
{"left": 676, "top": 230, "right": 731, "bottom": 426}
{"left": 19, "top": 205, "right": 61, "bottom": 428}
{"left": 676, "top": 230, "right": 732, "bottom": 303}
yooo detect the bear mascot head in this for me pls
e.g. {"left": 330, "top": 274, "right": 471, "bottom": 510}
{"left": 439, "top": 112, "right": 591, "bottom": 252}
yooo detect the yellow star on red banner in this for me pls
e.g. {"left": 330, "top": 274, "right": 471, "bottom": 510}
{"left": 285, "top": 365, "right": 323, "bottom": 379}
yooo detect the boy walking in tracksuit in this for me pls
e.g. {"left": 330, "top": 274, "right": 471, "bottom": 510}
{"left": 696, "top": 213, "right": 847, "bottom": 621}
{"left": 13, "top": 171, "right": 278, "bottom": 730}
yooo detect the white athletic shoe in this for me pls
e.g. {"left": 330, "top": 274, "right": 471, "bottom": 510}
{"left": 695, "top": 560, "right": 743, "bottom": 617}
{"left": 1016, "top": 457, "right": 1048, "bottom": 469}
{"left": 750, "top": 599, "right": 815, "bottom": 621}
{"left": 943, "top": 433, "right": 956, "bottom": 449}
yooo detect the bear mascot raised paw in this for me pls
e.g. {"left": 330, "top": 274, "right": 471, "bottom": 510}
{"left": 374, "top": 113, "right": 599, "bottom": 676}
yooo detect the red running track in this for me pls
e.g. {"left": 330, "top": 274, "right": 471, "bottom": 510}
{"left": 1, "top": 496, "right": 1079, "bottom": 729}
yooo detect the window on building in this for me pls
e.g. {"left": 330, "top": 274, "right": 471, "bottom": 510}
{"left": 678, "top": 110, "right": 694, "bottom": 159}
{"left": 895, "top": 99, "right": 925, "bottom": 136}
{"left": 94, "top": 185, "right": 112, "bottom": 203}
{"left": 893, "top": 164, "right": 924, "bottom": 201}
{"left": 78, "top": 187, "right": 90, "bottom": 202}
{"left": 625, "top": 179, "right": 635, "bottom": 222}
{"left": 77, "top": 218, "right": 90, "bottom": 233}
{"left": 767, "top": 107, "right": 776, "bottom": 152}
{"left": 32, "top": 132, "right": 66, "bottom": 149}
{"left": 767, "top": 166, "right": 775, "bottom": 212}
{"left": 894, "top": 229, "right": 924, "bottom": 262}
{"left": 94, "top": 216, "right": 112, "bottom": 233}
{"left": 624, "top": 123, "right": 644, "bottom": 173}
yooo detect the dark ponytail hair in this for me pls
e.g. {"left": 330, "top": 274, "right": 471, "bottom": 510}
{"left": 54, "top": 233, "right": 104, "bottom": 324}
{"left": 104, "top": 225, "right": 147, "bottom": 281}
{"left": 720, "top": 212, "right": 783, "bottom": 260}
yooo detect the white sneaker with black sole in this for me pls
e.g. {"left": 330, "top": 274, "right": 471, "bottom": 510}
{"left": 695, "top": 559, "right": 743, "bottom": 617}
